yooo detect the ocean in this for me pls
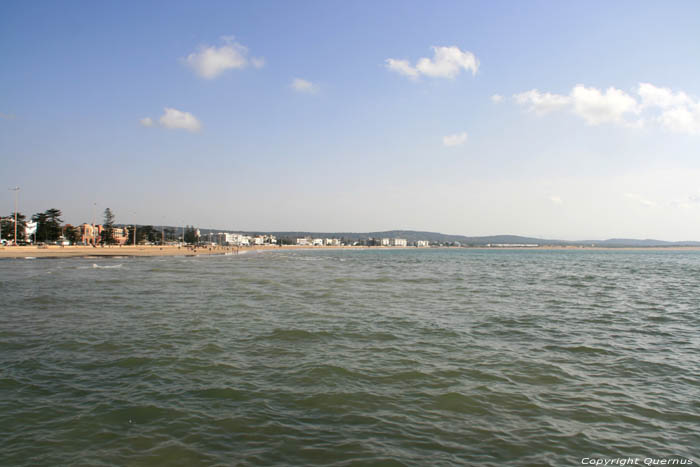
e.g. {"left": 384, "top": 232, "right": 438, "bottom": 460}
{"left": 1, "top": 249, "right": 698, "bottom": 466}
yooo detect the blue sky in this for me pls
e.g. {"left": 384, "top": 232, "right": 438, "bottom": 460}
{"left": 2, "top": 1, "right": 700, "bottom": 240}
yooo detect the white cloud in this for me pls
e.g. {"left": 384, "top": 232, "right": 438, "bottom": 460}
{"left": 638, "top": 83, "right": 691, "bottom": 109}
{"left": 140, "top": 117, "right": 154, "bottom": 127}
{"left": 570, "top": 85, "right": 639, "bottom": 126}
{"left": 513, "top": 82, "right": 700, "bottom": 132}
{"left": 638, "top": 83, "right": 700, "bottom": 134}
{"left": 658, "top": 105, "right": 700, "bottom": 134}
{"left": 549, "top": 195, "right": 563, "bottom": 205}
{"left": 385, "top": 59, "right": 419, "bottom": 78}
{"left": 624, "top": 192, "right": 656, "bottom": 208}
{"left": 673, "top": 193, "right": 700, "bottom": 209}
{"left": 513, "top": 89, "right": 571, "bottom": 115}
{"left": 159, "top": 107, "right": 201, "bottom": 132}
{"left": 491, "top": 94, "right": 504, "bottom": 103}
{"left": 443, "top": 132, "right": 468, "bottom": 147}
{"left": 183, "top": 36, "right": 263, "bottom": 79}
{"left": 386, "top": 46, "right": 479, "bottom": 79}
{"left": 291, "top": 78, "right": 317, "bottom": 94}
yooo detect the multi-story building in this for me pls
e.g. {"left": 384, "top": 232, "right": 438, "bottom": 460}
{"left": 392, "top": 238, "right": 407, "bottom": 247}
{"left": 416, "top": 240, "right": 430, "bottom": 247}
{"left": 112, "top": 227, "right": 129, "bottom": 245}
{"left": 80, "top": 223, "right": 101, "bottom": 245}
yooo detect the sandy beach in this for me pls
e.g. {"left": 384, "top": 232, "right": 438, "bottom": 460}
{"left": 2, "top": 244, "right": 700, "bottom": 259}
{"left": 0, "top": 244, "right": 373, "bottom": 259}
{"left": 0, "top": 244, "right": 260, "bottom": 259}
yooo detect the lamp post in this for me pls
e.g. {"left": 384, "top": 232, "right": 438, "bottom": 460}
{"left": 9, "top": 187, "right": 19, "bottom": 245}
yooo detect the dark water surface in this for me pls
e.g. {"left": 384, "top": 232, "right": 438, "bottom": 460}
{"left": 1, "top": 249, "right": 699, "bottom": 466}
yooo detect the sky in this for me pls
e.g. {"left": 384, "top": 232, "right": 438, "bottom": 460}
{"left": 2, "top": 0, "right": 700, "bottom": 241}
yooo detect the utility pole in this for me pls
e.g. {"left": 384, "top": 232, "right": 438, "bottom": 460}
{"left": 9, "top": 187, "right": 19, "bottom": 245}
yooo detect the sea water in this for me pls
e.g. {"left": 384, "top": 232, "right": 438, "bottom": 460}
{"left": 1, "top": 249, "right": 698, "bottom": 465}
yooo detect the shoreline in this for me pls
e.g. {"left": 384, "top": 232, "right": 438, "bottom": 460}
{"left": 1, "top": 244, "right": 700, "bottom": 259}
{"left": 0, "top": 244, "right": 370, "bottom": 259}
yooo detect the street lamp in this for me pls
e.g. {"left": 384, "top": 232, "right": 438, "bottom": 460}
{"left": 9, "top": 187, "right": 19, "bottom": 245}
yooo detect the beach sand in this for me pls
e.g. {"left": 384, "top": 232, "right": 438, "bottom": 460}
{"left": 0, "top": 244, "right": 370, "bottom": 259}
{"left": 2, "top": 244, "right": 699, "bottom": 259}
{"left": 0, "top": 244, "right": 260, "bottom": 259}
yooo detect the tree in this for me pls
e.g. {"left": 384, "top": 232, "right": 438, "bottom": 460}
{"left": 31, "top": 208, "right": 63, "bottom": 242}
{"left": 1, "top": 212, "right": 27, "bottom": 243}
{"left": 126, "top": 225, "right": 148, "bottom": 245}
{"left": 163, "top": 227, "right": 175, "bottom": 243}
{"left": 32, "top": 212, "right": 49, "bottom": 242}
{"left": 101, "top": 208, "right": 116, "bottom": 244}
{"left": 64, "top": 225, "right": 81, "bottom": 245}
{"left": 45, "top": 208, "right": 63, "bottom": 242}
{"left": 184, "top": 225, "right": 199, "bottom": 244}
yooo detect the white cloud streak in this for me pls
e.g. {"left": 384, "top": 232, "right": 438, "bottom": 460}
{"left": 140, "top": 117, "right": 154, "bottom": 127}
{"left": 291, "top": 78, "right": 317, "bottom": 94}
{"left": 570, "top": 85, "right": 639, "bottom": 126}
{"left": 159, "top": 107, "right": 201, "bottom": 132}
{"left": 514, "top": 89, "right": 571, "bottom": 115}
{"left": 549, "top": 195, "right": 563, "bottom": 205}
{"left": 624, "top": 192, "right": 656, "bottom": 208}
{"left": 491, "top": 94, "right": 504, "bottom": 103}
{"left": 514, "top": 82, "right": 700, "bottom": 133}
{"left": 443, "top": 132, "right": 468, "bottom": 147}
{"left": 184, "top": 36, "right": 264, "bottom": 79}
{"left": 386, "top": 46, "right": 479, "bottom": 79}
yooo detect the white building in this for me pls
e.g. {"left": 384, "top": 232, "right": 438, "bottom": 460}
{"left": 392, "top": 238, "right": 407, "bottom": 247}
{"left": 381, "top": 238, "right": 391, "bottom": 246}
{"left": 416, "top": 240, "right": 430, "bottom": 247}
{"left": 325, "top": 238, "right": 341, "bottom": 246}
{"left": 296, "top": 237, "right": 310, "bottom": 246}
{"left": 312, "top": 238, "right": 324, "bottom": 246}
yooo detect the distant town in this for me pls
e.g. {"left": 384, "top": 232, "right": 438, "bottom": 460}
{"left": 0, "top": 207, "right": 440, "bottom": 248}
{"left": 3, "top": 206, "right": 700, "bottom": 249}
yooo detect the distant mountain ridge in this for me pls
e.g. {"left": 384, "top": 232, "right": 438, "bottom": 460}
{"left": 192, "top": 228, "right": 700, "bottom": 247}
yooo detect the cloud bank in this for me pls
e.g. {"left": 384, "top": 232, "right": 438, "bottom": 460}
{"left": 514, "top": 83, "right": 700, "bottom": 133}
